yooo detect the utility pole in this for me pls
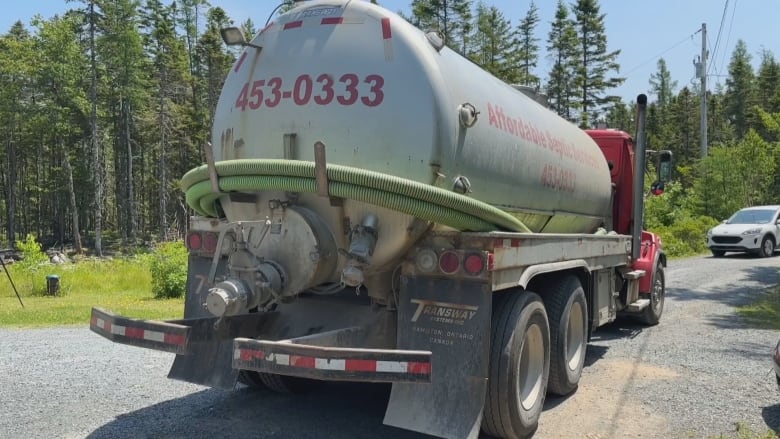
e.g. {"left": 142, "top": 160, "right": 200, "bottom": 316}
{"left": 698, "top": 23, "right": 708, "bottom": 158}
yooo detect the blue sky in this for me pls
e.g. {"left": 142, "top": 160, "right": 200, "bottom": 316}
{"left": 2, "top": 0, "right": 777, "bottom": 103}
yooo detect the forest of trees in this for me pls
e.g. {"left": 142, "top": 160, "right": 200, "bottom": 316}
{"left": 1, "top": 0, "right": 779, "bottom": 256}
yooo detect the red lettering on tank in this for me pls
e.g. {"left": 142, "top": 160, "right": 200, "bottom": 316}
{"left": 540, "top": 163, "right": 577, "bottom": 193}
{"left": 487, "top": 102, "right": 603, "bottom": 169}
{"left": 488, "top": 103, "right": 498, "bottom": 127}
{"left": 234, "top": 73, "right": 385, "bottom": 110}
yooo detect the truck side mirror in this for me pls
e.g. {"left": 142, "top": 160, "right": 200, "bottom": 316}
{"left": 657, "top": 150, "right": 673, "bottom": 183}
{"left": 650, "top": 180, "right": 665, "bottom": 196}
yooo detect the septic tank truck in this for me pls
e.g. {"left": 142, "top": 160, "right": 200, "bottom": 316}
{"left": 90, "top": 1, "right": 671, "bottom": 438}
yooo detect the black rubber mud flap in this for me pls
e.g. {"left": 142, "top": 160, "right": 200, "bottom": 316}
{"left": 169, "top": 254, "right": 241, "bottom": 389}
{"left": 384, "top": 276, "right": 491, "bottom": 439}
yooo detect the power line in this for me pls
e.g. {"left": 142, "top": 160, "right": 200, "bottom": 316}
{"left": 707, "top": 35, "right": 720, "bottom": 78}
{"left": 623, "top": 30, "right": 700, "bottom": 76}
{"left": 707, "top": 0, "right": 729, "bottom": 75}
{"left": 718, "top": 0, "right": 738, "bottom": 75}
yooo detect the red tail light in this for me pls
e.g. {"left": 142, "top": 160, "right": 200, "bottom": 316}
{"left": 438, "top": 251, "right": 460, "bottom": 274}
{"left": 203, "top": 232, "right": 219, "bottom": 253}
{"left": 186, "top": 232, "right": 202, "bottom": 251}
{"left": 463, "top": 253, "right": 485, "bottom": 275}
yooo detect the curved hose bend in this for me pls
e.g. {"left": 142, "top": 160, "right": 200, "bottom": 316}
{"left": 181, "top": 159, "right": 531, "bottom": 233}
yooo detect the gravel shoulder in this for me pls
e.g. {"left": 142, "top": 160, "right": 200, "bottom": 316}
{"left": 1, "top": 253, "right": 779, "bottom": 439}
{"left": 537, "top": 253, "right": 780, "bottom": 439}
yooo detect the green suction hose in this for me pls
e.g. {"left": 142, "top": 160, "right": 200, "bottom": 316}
{"left": 181, "top": 159, "right": 531, "bottom": 233}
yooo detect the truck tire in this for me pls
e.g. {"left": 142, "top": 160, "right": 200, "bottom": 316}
{"left": 482, "top": 291, "right": 550, "bottom": 439}
{"left": 541, "top": 276, "right": 587, "bottom": 396}
{"left": 259, "top": 373, "right": 323, "bottom": 394}
{"left": 237, "top": 370, "right": 267, "bottom": 389}
{"left": 638, "top": 264, "right": 665, "bottom": 326}
{"left": 711, "top": 250, "right": 725, "bottom": 257}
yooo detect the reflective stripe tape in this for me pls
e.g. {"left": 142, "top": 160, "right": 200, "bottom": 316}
{"left": 143, "top": 330, "right": 165, "bottom": 343}
{"left": 493, "top": 238, "right": 521, "bottom": 249}
{"left": 92, "top": 319, "right": 184, "bottom": 347}
{"left": 164, "top": 333, "right": 186, "bottom": 346}
{"left": 269, "top": 353, "right": 290, "bottom": 366}
{"left": 315, "top": 358, "right": 346, "bottom": 370}
{"left": 110, "top": 324, "right": 125, "bottom": 336}
{"left": 236, "top": 349, "right": 431, "bottom": 375}
{"left": 345, "top": 359, "right": 376, "bottom": 372}
{"left": 381, "top": 17, "right": 391, "bottom": 39}
{"left": 376, "top": 361, "right": 407, "bottom": 373}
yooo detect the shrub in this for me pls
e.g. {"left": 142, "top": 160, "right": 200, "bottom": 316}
{"left": 14, "top": 234, "right": 50, "bottom": 295}
{"left": 149, "top": 241, "right": 188, "bottom": 299}
{"left": 651, "top": 215, "right": 720, "bottom": 258}
{"left": 15, "top": 233, "right": 48, "bottom": 269}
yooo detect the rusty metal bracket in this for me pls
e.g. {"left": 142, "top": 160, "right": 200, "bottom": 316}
{"left": 283, "top": 133, "right": 297, "bottom": 159}
{"left": 314, "top": 141, "right": 343, "bottom": 206}
{"left": 203, "top": 141, "right": 220, "bottom": 193}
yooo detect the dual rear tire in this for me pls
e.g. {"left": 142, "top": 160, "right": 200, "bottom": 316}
{"left": 482, "top": 275, "right": 587, "bottom": 439}
{"left": 238, "top": 371, "right": 323, "bottom": 393}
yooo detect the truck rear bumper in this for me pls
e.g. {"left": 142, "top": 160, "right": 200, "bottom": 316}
{"left": 90, "top": 307, "right": 191, "bottom": 355}
{"left": 90, "top": 307, "right": 431, "bottom": 384}
{"left": 233, "top": 337, "right": 431, "bottom": 383}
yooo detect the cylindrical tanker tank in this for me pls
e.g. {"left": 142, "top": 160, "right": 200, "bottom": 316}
{"left": 204, "top": 0, "right": 613, "bottom": 296}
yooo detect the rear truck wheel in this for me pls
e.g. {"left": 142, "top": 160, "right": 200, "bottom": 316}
{"left": 541, "top": 276, "right": 587, "bottom": 396}
{"left": 237, "top": 370, "right": 267, "bottom": 389}
{"left": 258, "top": 373, "right": 324, "bottom": 394}
{"left": 758, "top": 236, "right": 775, "bottom": 258}
{"left": 711, "top": 250, "right": 725, "bottom": 257}
{"left": 482, "top": 291, "right": 550, "bottom": 439}
{"left": 638, "top": 264, "right": 665, "bottom": 326}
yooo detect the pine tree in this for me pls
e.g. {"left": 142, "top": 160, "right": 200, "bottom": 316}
{"left": 724, "top": 39, "right": 757, "bottom": 140}
{"left": 571, "top": 0, "right": 624, "bottom": 128}
{"left": 0, "top": 22, "right": 34, "bottom": 245}
{"left": 604, "top": 100, "right": 633, "bottom": 132}
{"left": 196, "top": 7, "right": 233, "bottom": 121}
{"left": 98, "top": 0, "right": 150, "bottom": 243}
{"left": 33, "top": 14, "right": 91, "bottom": 253}
{"left": 141, "top": 0, "right": 190, "bottom": 239}
{"left": 514, "top": 1, "right": 540, "bottom": 87}
{"left": 410, "top": 0, "right": 473, "bottom": 53}
{"left": 545, "top": 0, "right": 578, "bottom": 120}
{"left": 469, "top": 3, "right": 515, "bottom": 82}
{"left": 756, "top": 49, "right": 780, "bottom": 114}
{"left": 649, "top": 58, "right": 677, "bottom": 109}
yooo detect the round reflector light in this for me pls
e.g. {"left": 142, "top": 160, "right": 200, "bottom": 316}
{"left": 187, "top": 232, "right": 202, "bottom": 250}
{"left": 464, "top": 253, "right": 485, "bottom": 275}
{"left": 416, "top": 248, "right": 438, "bottom": 272}
{"left": 203, "top": 232, "right": 219, "bottom": 253}
{"left": 438, "top": 251, "right": 460, "bottom": 274}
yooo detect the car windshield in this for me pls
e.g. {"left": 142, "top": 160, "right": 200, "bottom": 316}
{"left": 728, "top": 209, "right": 777, "bottom": 224}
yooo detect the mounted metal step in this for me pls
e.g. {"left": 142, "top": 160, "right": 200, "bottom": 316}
{"left": 626, "top": 298, "right": 650, "bottom": 312}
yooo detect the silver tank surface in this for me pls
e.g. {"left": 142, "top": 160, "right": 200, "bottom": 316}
{"left": 210, "top": 0, "right": 613, "bottom": 289}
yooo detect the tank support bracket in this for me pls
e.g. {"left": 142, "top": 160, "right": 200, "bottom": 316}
{"left": 314, "top": 141, "right": 343, "bottom": 206}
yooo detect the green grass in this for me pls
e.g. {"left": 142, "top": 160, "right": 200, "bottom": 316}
{"left": 736, "top": 285, "right": 780, "bottom": 330}
{"left": 709, "top": 423, "right": 779, "bottom": 439}
{"left": 0, "top": 257, "right": 184, "bottom": 327}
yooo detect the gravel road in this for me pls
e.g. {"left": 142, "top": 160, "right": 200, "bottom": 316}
{"left": 1, "top": 253, "right": 779, "bottom": 439}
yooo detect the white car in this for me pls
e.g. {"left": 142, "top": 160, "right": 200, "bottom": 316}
{"left": 706, "top": 205, "right": 780, "bottom": 257}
